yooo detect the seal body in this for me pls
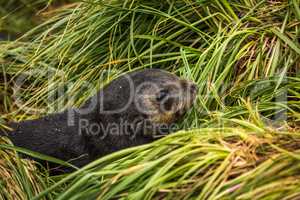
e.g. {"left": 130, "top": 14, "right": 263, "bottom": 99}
{"left": 0, "top": 69, "right": 197, "bottom": 172}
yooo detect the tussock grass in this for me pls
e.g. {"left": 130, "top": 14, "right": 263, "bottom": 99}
{"left": 1, "top": 0, "right": 299, "bottom": 122}
{"left": 0, "top": 0, "right": 299, "bottom": 199}
{"left": 0, "top": 137, "right": 49, "bottom": 200}
{"left": 33, "top": 126, "right": 300, "bottom": 199}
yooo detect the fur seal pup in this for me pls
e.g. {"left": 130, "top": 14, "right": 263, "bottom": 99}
{"left": 0, "top": 69, "right": 197, "bottom": 171}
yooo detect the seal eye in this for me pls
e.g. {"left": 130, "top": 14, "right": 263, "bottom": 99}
{"left": 156, "top": 89, "right": 168, "bottom": 102}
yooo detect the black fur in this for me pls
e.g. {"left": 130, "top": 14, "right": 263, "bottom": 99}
{"left": 0, "top": 69, "right": 197, "bottom": 172}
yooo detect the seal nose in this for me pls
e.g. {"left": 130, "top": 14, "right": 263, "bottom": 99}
{"left": 182, "top": 80, "right": 198, "bottom": 93}
{"left": 190, "top": 83, "right": 198, "bottom": 93}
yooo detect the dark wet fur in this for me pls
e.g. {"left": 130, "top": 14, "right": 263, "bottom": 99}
{"left": 0, "top": 69, "right": 196, "bottom": 174}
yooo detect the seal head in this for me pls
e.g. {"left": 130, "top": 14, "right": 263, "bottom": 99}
{"left": 83, "top": 69, "right": 198, "bottom": 138}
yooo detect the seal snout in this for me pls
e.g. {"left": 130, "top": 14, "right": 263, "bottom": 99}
{"left": 180, "top": 79, "right": 198, "bottom": 97}
{"left": 190, "top": 82, "right": 198, "bottom": 94}
{"left": 178, "top": 79, "right": 198, "bottom": 113}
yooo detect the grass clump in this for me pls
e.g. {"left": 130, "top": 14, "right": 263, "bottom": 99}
{"left": 33, "top": 126, "right": 300, "bottom": 199}
{"left": 0, "top": 0, "right": 299, "bottom": 122}
{"left": 0, "top": 137, "right": 50, "bottom": 200}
